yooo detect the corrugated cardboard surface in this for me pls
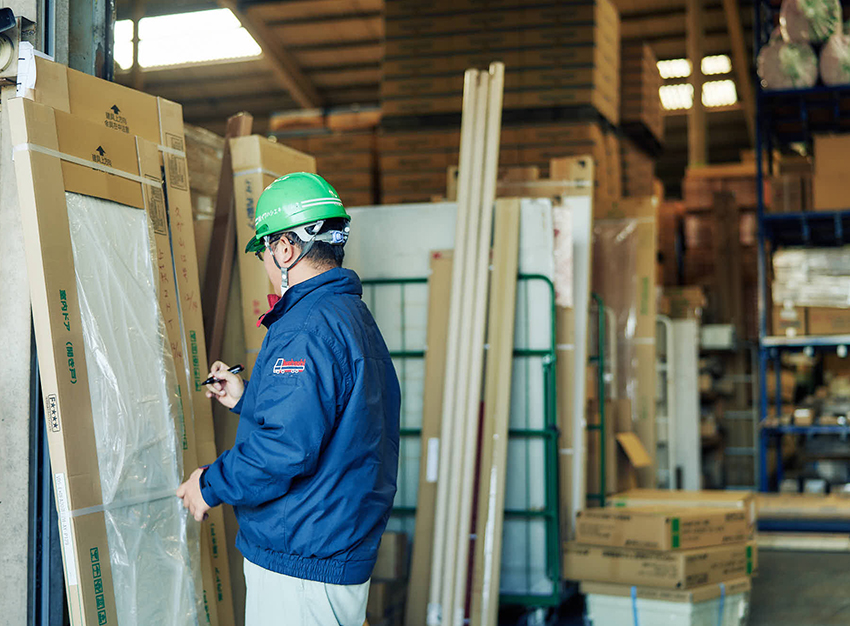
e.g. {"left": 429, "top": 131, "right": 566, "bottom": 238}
{"left": 581, "top": 576, "right": 751, "bottom": 603}
{"left": 575, "top": 507, "right": 749, "bottom": 551}
{"left": 22, "top": 55, "right": 233, "bottom": 626}
{"left": 563, "top": 541, "right": 755, "bottom": 589}
{"left": 609, "top": 489, "right": 757, "bottom": 528}
{"left": 230, "top": 135, "right": 316, "bottom": 374}
{"left": 10, "top": 97, "right": 196, "bottom": 626}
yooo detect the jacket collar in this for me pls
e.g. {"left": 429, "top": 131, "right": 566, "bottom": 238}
{"left": 259, "top": 267, "right": 362, "bottom": 328}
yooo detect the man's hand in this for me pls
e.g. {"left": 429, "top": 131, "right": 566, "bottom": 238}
{"left": 205, "top": 360, "right": 245, "bottom": 409}
{"left": 177, "top": 467, "right": 212, "bottom": 522}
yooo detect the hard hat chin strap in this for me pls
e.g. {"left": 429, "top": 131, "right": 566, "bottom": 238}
{"left": 267, "top": 220, "right": 346, "bottom": 294}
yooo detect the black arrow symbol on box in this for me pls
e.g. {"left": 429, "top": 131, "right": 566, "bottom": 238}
{"left": 96, "top": 146, "right": 105, "bottom": 156}
{"left": 111, "top": 105, "right": 120, "bottom": 114}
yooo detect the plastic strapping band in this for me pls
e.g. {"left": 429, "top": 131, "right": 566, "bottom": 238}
{"left": 158, "top": 144, "right": 186, "bottom": 158}
{"left": 67, "top": 487, "right": 179, "bottom": 519}
{"left": 631, "top": 586, "right": 640, "bottom": 626}
{"left": 234, "top": 168, "right": 283, "bottom": 178}
{"left": 12, "top": 143, "right": 160, "bottom": 187}
{"left": 718, "top": 582, "right": 726, "bottom": 626}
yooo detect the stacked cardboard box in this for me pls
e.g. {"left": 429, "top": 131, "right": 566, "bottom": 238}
{"left": 379, "top": 121, "right": 620, "bottom": 205}
{"left": 814, "top": 134, "right": 850, "bottom": 211}
{"left": 620, "top": 42, "right": 663, "bottom": 144}
{"left": 565, "top": 495, "right": 756, "bottom": 625}
{"left": 772, "top": 247, "right": 850, "bottom": 336}
{"left": 621, "top": 135, "right": 656, "bottom": 197}
{"left": 382, "top": 0, "right": 620, "bottom": 124}
{"left": 368, "top": 532, "right": 410, "bottom": 626}
{"left": 276, "top": 132, "right": 377, "bottom": 207}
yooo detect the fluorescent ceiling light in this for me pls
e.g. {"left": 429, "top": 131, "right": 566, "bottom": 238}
{"left": 702, "top": 55, "right": 732, "bottom": 75}
{"left": 658, "top": 58, "right": 692, "bottom": 79}
{"left": 660, "top": 83, "right": 694, "bottom": 110}
{"left": 113, "top": 8, "right": 262, "bottom": 70}
{"left": 658, "top": 54, "right": 732, "bottom": 79}
{"left": 660, "top": 79, "right": 739, "bottom": 110}
{"left": 702, "top": 79, "right": 738, "bottom": 107}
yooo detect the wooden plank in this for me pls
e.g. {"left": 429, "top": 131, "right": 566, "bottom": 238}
{"left": 405, "top": 251, "right": 453, "bottom": 626}
{"left": 268, "top": 15, "right": 384, "bottom": 47}
{"left": 758, "top": 533, "right": 850, "bottom": 552}
{"left": 451, "top": 62, "right": 505, "bottom": 625}
{"left": 201, "top": 113, "right": 252, "bottom": 361}
{"left": 441, "top": 68, "right": 490, "bottom": 626}
{"left": 686, "top": 0, "right": 708, "bottom": 166}
{"left": 217, "top": 0, "right": 323, "bottom": 108}
{"left": 470, "top": 199, "right": 521, "bottom": 626}
{"left": 429, "top": 69, "right": 480, "bottom": 626}
{"left": 721, "top": 0, "right": 756, "bottom": 145}
{"left": 247, "top": 0, "right": 382, "bottom": 23}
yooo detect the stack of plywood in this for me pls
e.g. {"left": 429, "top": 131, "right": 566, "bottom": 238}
{"left": 277, "top": 131, "right": 377, "bottom": 207}
{"left": 566, "top": 491, "right": 756, "bottom": 626}
{"left": 382, "top": 0, "right": 620, "bottom": 124}
{"left": 620, "top": 42, "right": 663, "bottom": 144}
{"left": 378, "top": 128, "right": 461, "bottom": 204}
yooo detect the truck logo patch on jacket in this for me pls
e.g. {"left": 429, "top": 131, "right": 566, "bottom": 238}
{"left": 273, "top": 358, "right": 306, "bottom": 374}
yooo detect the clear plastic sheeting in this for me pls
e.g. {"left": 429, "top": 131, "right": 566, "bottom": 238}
{"left": 820, "top": 30, "right": 850, "bottom": 85}
{"left": 780, "top": 0, "right": 842, "bottom": 44}
{"left": 757, "top": 28, "right": 819, "bottom": 90}
{"left": 66, "top": 192, "right": 199, "bottom": 626}
{"left": 773, "top": 246, "right": 850, "bottom": 307}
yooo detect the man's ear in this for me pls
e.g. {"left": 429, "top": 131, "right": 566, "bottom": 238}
{"left": 275, "top": 237, "right": 298, "bottom": 266}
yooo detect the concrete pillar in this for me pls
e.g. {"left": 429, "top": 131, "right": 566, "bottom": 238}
{"left": 0, "top": 83, "right": 34, "bottom": 624}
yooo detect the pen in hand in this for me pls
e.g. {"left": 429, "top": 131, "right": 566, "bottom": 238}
{"left": 202, "top": 364, "right": 244, "bottom": 386}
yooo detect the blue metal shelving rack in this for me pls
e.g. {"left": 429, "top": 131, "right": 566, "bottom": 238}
{"left": 755, "top": 1, "right": 850, "bottom": 506}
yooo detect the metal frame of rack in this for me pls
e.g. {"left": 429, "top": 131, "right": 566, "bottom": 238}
{"left": 361, "top": 274, "right": 562, "bottom": 608}
{"left": 754, "top": 0, "right": 850, "bottom": 492}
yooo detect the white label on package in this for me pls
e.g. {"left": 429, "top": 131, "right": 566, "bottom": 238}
{"left": 426, "top": 438, "right": 440, "bottom": 483}
{"left": 54, "top": 472, "right": 78, "bottom": 586}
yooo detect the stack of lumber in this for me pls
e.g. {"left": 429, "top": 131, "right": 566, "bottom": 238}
{"left": 621, "top": 135, "right": 656, "bottom": 198}
{"left": 426, "top": 63, "right": 508, "bottom": 626}
{"left": 620, "top": 42, "right": 663, "bottom": 145}
{"left": 566, "top": 490, "right": 757, "bottom": 626}
{"left": 276, "top": 131, "right": 377, "bottom": 207}
{"left": 382, "top": 0, "right": 620, "bottom": 124}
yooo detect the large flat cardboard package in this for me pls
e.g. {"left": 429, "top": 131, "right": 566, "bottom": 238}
{"left": 229, "top": 136, "right": 316, "bottom": 373}
{"left": 575, "top": 507, "right": 749, "bottom": 551}
{"left": 609, "top": 489, "right": 757, "bottom": 530}
{"left": 813, "top": 134, "right": 850, "bottom": 211}
{"left": 16, "top": 52, "right": 233, "bottom": 624}
{"left": 563, "top": 541, "right": 755, "bottom": 589}
{"left": 10, "top": 96, "right": 201, "bottom": 625}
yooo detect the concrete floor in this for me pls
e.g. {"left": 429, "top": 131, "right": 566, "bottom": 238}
{"left": 750, "top": 550, "right": 850, "bottom": 625}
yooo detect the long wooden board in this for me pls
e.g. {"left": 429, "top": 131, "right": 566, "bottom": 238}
{"left": 470, "top": 199, "right": 521, "bottom": 626}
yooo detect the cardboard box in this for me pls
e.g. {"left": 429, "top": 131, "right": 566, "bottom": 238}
{"left": 660, "top": 287, "right": 706, "bottom": 320}
{"left": 581, "top": 576, "right": 751, "bottom": 603}
{"left": 814, "top": 134, "right": 850, "bottom": 211}
{"left": 807, "top": 307, "right": 850, "bottom": 335}
{"left": 20, "top": 53, "right": 233, "bottom": 625}
{"left": 609, "top": 489, "right": 757, "bottom": 530}
{"left": 575, "top": 507, "right": 749, "bottom": 551}
{"left": 367, "top": 581, "right": 407, "bottom": 625}
{"left": 757, "top": 493, "right": 850, "bottom": 520}
{"left": 773, "top": 305, "right": 808, "bottom": 337}
{"left": 563, "top": 541, "right": 755, "bottom": 589}
{"left": 373, "top": 531, "right": 409, "bottom": 581}
{"left": 230, "top": 136, "right": 316, "bottom": 372}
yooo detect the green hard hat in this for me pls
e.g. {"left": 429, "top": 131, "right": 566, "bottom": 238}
{"left": 244, "top": 172, "right": 350, "bottom": 253}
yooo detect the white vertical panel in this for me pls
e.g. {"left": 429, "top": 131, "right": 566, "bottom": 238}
{"left": 673, "top": 320, "right": 702, "bottom": 490}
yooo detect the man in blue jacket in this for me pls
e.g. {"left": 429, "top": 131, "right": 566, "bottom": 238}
{"left": 177, "top": 173, "right": 400, "bottom": 625}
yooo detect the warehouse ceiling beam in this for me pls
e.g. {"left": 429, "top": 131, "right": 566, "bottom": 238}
{"left": 721, "top": 0, "right": 756, "bottom": 145}
{"left": 686, "top": 0, "right": 708, "bottom": 166}
{"left": 217, "top": 0, "right": 323, "bottom": 109}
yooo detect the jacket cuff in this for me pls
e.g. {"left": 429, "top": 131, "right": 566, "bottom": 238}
{"left": 231, "top": 381, "right": 248, "bottom": 415}
{"left": 199, "top": 465, "right": 223, "bottom": 508}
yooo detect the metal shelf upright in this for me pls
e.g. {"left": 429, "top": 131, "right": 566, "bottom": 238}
{"left": 755, "top": 0, "right": 850, "bottom": 492}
